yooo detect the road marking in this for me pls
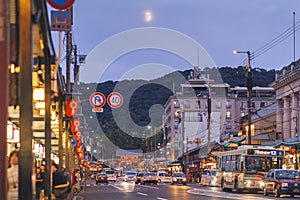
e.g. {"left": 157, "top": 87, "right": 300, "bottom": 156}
{"left": 188, "top": 188, "right": 274, "bottom": 200}
{"left": 137, "top": 192, "right": 148, "bottom": 196}
{"left": 110, "top": 184, "right": 125, "bottom": 191}
{"left": 157, "top": 197, "right": 168, "bottom": 200}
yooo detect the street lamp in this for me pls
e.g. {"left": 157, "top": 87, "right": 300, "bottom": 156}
{"left": 233, "top": 50, "right": 252, "bottom": 145}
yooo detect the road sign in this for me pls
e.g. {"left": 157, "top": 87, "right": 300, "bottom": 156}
{"left": 107, "top": 92, "right": 123, "bottom": 108}
{"left": 51, "top": 10, "right": 71, "bottom": 32}
{"left": 89, "top": 92, "right": 106, "bottom": 108}
{"left": 47, "top": 0, "right": 75, "bottom": 10}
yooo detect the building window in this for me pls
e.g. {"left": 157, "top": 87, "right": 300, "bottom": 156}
{"left": 174, "top": 121, "right": 179, "bottom": 129}
{"left": 226, "top": 100, "right": 232, "bottom": 108}
{"left": 216, "top": 100, "right": 222, "bottom": 109}
{"left": 184, "top": 100, "right": 191, "bottom": 109}
{"left": 240, "top": 102, "right": 246, "bottom": 109}
{"left": 226, "top": 121, "right": 231, "bottom": 129}
{"left": 260, "top": 102, "right": 266, "bottom": 108}
{"left": 251, "top": 102, "right": 255, "bottom": 108}
{"left": 184, "top": 112, "right": 203, "bottom": 122}
{"left": 195, "top": 100, "right": 201, "bottom": 108}
{"left": 174, "top": 100, "right": 180, "bottom": 108}
{"left": 226, "top": 111, "right": 231, "bottom": 118}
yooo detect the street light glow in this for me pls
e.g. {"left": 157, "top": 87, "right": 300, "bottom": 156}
{"left": 144, "top": 10, "right": 153, "bottom": 22}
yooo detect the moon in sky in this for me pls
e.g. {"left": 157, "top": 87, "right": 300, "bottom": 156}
{"left": 144, "top": 11, "right": 153, "bottom": 22}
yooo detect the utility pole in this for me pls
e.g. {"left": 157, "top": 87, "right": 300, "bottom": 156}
{"left": 19, "top": 0, "right": 33, "bottom": 199}
{"left": 234, "top": 50, "right": 252, "bottom": 145}
{"left": 0, "top": 0, "right": 9, "bottom": 199}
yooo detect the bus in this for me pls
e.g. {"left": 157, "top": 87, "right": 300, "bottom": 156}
{"left": 216, "top": 145, "right": 284, "bottom": 193}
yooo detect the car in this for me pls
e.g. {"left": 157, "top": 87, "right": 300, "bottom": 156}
{"left": 95, "top": 173, "right": 109, "bottom": 185}
{"left": 141, "top": 172, "right": 158, "bottom": 185}
{"left": 123, "top": 171, "right": 137, "bottom": 182}
{"left": 263, "top": 169, "right": 300, "bottom": 197}
{"left": 105, "top": 170, "right": 117, "bottom": 182}
{"left": 157, "top": 171, "right": 172, "bottom": 183}
{"left": 171, "top": 172, "right": 187, "bottom": 185}
{"left": 200, "top": 169, "right": 217, "bottom": 186}
{"left": 135, "top": 172, "right": 145, "bottom": 184}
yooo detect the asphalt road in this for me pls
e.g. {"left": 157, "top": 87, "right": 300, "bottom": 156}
{"left": 73, "top": 179, "right": 300, "bottom": 200}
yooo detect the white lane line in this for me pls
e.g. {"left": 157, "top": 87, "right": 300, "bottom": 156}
{"left": 157, "top": 197, "right": 168, "bottom": 200}
{"left": 188, "top": 189, "right": 274, "bottom": 200}
{"left": 137, "top": 192, "right": 148, "bottom": 196}
{"left": 110, "top": 184, "right": 125, "bottom": 191}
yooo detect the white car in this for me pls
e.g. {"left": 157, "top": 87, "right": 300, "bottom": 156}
{"left": 157, "top": 171, "right": 172, "bottom": 183}
{"left": 105, "top": 170, "right": 117, "bottom": 182}
{"left": 123, "top": 171, "right": 137, "bottom": 182}
{"left": 201, "top": 169, "right": 217, "bottom": 186}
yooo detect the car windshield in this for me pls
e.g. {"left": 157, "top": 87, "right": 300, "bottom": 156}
{"left": 173, "top": 173, "right": 185, "bottom": 177}
{"left": 211, "top": 171, "right": 216, "bottom": 176}
{"left": 145, "top": 172, "right": 156, "bottom": 176}
{"left": 275, "top": 170, "right": 300, "bottom": 179}
{"left": 246, "top": 156, "right": 283, "bottom": 172}
{"left": 106, "top": 171, "right": 114, "bottom": 174}
{"left": 125, "top": 172, "right": 136, "bottom": 176}
{"left": 98, "top": 173, "right": 106, "bottom": 177}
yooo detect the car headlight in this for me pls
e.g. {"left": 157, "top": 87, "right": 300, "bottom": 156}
{"left": 259, "top": 181, "right": 265, "bottom": 187}
{"left": 182, "top": 178, "right": 187, "bottom": 181}
{"left": 173, "top": 178, "right": 177, "bottom": 181}
{"left": 282, "top": 182, "right": 288, "bottom": 187}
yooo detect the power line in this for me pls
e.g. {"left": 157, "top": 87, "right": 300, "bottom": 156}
{"left": 238, "top": 19, "right": 300, "bottom": 66}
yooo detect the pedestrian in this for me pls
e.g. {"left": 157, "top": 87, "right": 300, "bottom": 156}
{"left": 7, "top": 150, "right": 19, "bottom": 200}
{"left": 52, "top": 161, "right": 71, "bottom": 200}
{"left": 35, "top": 167, "right": 44, "bottom": 200}
{"left": 74, "top": 170, "right": 81, "bottom": 193}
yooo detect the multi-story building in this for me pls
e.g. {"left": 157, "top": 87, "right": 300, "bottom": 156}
{"left": 163, "top": 67, "right": 276, "bottom": 161}
{"left": 270, "top": 59, "right": 300, "bottom": 140}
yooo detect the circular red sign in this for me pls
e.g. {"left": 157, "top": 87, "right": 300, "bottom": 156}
{"left": 107, "top": 92, "right": 123, "bottom": 108}
{"left": 89, "top": 92, "right": 106, "bottom": 108}
{"left": 47, "top": 0, "right": 75, "bottom": 10}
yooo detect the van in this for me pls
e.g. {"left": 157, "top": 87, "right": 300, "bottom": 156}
{"left": 156, "top": 171, "right": 171, "bottom": 183}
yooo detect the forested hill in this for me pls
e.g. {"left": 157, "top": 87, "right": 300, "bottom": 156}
{"left": 78, "top": 66, "right": 276, "bottom": 155}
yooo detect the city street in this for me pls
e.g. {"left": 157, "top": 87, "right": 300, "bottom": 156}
{"left": 74, "top": 179, "right": 300, "bottom": 200}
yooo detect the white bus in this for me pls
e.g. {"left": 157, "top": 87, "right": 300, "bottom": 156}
{"left": 216, "top": 145, "right": 284, "bottom": 193}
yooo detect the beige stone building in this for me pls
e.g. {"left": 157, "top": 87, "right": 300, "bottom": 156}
{"left": 270, "top": 59, "right": 300, "bottom": 140}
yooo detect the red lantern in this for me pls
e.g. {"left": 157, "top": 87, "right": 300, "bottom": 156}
{"left": 76, "top": 146, "right": 82, "bottom": 153}
{"left": 78, "top": 151, "right": 84, "bottom": 160}
{"left": 71, "top": 118, "right": 80, "bottom": 133}
{"left": 66, "top": 98, "right": 78, "bottom": 117}
{"left": 75, "top": 139, "right": 82, "bottom": 148}
{"left": 74, "top": 132, "right": 81, "bottom": 141}
{"left": 290, "top": 147, "right": 296, "bottom": 155}
{"left": 80, "top": 160, "right": 84, "bottom": 165}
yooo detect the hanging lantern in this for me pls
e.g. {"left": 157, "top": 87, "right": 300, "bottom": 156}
{"left": 71, "top": 118, "right": 80, "bottom": 133}
{"left": 290, "top": 147, "right": 296, "bottom": 155}
{"left": 75, "top": 139, "right": 82, "bottom": 149}
{"left": 74, "top": 132, "right": 81, "bottom": 141}
{"left": 76, "top": 146, "right": 82, "bottom": 153}
{"left": 78, "top": 151, "right": 84, "bottom": 160}
{"left": 66, "top": 98, "right": 78, "bottom": 117}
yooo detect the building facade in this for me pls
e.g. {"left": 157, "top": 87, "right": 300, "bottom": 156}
{"left": 163, "top": 68, "right": 276, "bottom": 161}
{"left": 270, "top": 59, "right": 300, "bottom": 140}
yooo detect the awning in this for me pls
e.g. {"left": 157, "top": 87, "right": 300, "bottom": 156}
{"left": 273, "top": 137, "right": 300, "bottom": 148}
{"left": 221, "top": 136, "right": 246, "bottom": 147}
